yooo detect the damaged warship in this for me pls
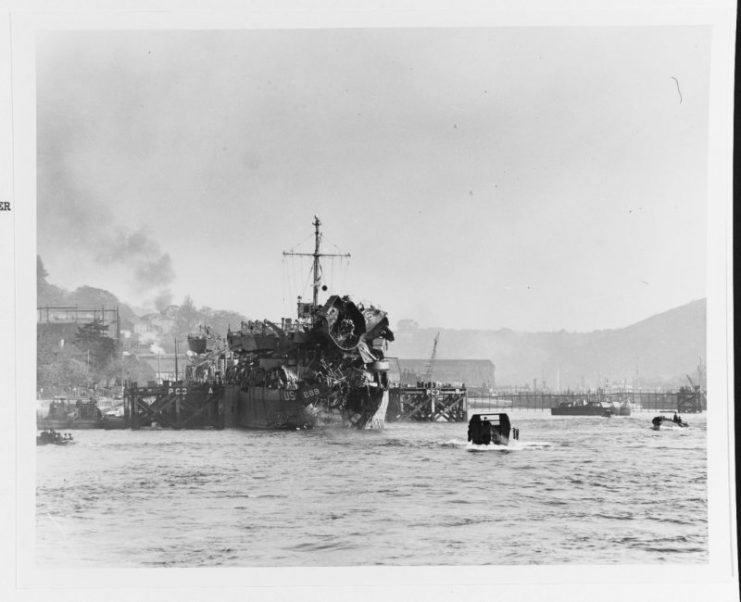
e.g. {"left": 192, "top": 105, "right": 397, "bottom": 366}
{"left": 183, "top": 217, "right": 395, "bottom": 430}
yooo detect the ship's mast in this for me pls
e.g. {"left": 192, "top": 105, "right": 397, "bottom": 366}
{"left": 283, "top": 216, "right": 351, "bottom": 310}
{"left": 311, "top": 217, "right": 322, "bottom": 308}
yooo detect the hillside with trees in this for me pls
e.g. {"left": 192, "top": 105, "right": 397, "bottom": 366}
{"left": 36, "top": 256, "right": 248, "bottom": 393}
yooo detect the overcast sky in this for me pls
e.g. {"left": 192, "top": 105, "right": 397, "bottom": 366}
{"left": 36, "top": 27, "right": 709, "bottom": 331}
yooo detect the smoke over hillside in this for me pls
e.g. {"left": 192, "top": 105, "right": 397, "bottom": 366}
{"left": 95, "top": 228, "right": 175, "bottom": 291}
{"left": 37, "top": 90, "right": 174, "bottom": 308}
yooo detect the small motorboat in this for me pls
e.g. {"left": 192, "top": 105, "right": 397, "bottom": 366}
{"left": 651, "top": 414, "right": 689, "bottom": 430}
{"left": 467, "top": 413, "right": 519, "bottom": 447}
{"left": 36, "top": 429, "right": 74, "bottom": 446}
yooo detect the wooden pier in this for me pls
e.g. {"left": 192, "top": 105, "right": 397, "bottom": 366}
{"left": 124, "top": 382, "right": 225, "bottom": 429}
{"left": 387, "top": 384, "right": 468, "bottom": 422}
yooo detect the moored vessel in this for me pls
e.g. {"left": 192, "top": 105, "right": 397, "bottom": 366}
{"left": 551, "top": 396, "right": 632, "bottom": 417}
{"left": 37, "top": 397, "right": 102, "bottom": 429}
{"left": 183, "top": 217, "right": 394, "bottom": 430}
{"left": 550, "top": 400, "right": 609, "bottom": 416}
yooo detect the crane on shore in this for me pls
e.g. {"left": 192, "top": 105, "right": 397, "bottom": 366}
{"left": 422, "top": 331, "right": 440, "bottom": 383}
{"left": 678, "top": 374, "right": 706, "bottom": 413}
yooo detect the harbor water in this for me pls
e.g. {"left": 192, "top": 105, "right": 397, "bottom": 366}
{"left": 36, "top": 412, "right": 707, "bottom": 567}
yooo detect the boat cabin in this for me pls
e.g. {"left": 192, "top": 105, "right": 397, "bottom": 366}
{"left": 468, "top": 413, "right": 517, "bottom": 445}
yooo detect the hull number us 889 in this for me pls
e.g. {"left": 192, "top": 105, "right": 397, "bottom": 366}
{"left": 287, "top": 388, "right": 321, "bottom": 401}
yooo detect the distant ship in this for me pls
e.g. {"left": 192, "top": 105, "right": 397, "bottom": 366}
{"left": 183, "top": 217, "right": 394, "bottom": 430}
{"left": 550, "top": 398, "right": 631, "bottom": 417}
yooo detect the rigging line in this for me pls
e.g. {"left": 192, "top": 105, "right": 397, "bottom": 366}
{"left": 302, "top": 263, "right": 314, "bottom": 298}
{"left": 284, "top": 255, "right": 289, "bottom": 302}
{"left": 287, "top": 255, "right": 293, "bottom": 298}
{"left": 283, "top": 257, "right": 293, "bottom": 297}
{"left": 288, "top": 255, "right": 297, "bottom": 303}
{"left": 281, "top": 257, "right": 285, "bottom": 306}
{"left": 341, "top": 255, "right": 350, "bottom": 287}
{"left": 293, "top": 256, "right": 302, "bottom": 300}
{"left": 282, "top": 257, "right": 291, "bottom": 309}
{"left": 285, "top": 233, "right": 316, "bottom": 254}
{"left": 322, "top": 234, "right": 348, "bottom": 254}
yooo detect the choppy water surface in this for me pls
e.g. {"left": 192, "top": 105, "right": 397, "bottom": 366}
{"left": 36, "top": 412, "right": 707, "bottom": 567}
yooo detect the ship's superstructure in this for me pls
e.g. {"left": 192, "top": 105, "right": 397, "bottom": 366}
{"left": 183, "top": 217, "right": 394, "bottom": 430}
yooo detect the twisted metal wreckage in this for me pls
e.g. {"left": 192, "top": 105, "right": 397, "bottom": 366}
{"left": 219, "top": 294, "right": 395, "bottom": 428}
{"left": 125, "top": 218, "right": 395, "bottom": 431}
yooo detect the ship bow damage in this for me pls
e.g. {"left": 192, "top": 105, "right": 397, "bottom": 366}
{"left": 220, "top": 294, "right": 394, "bottom": 430}
{"left": 311, "top": 295, "right": 394, "bottom": 428}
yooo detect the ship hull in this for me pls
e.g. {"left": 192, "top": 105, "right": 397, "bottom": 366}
{"left": 551, "top": 400, "right": 631, "bottom": 416}
{"left": 220, "top": 384, "right": 387, "bottom": 430}
{"left": 365, "top": 389, "right": 389, "bottom": 430}
{"left": 224, "top": 385, "right": 316, "bottom": 429}
{"left": 123, "top": 382, "right": 388, "bottom": 430}
{"left": 101, "top": 416, "right": 127, "bottom": 430}
{"left": 343, "top": 386, "right": 388, "bottom": 429}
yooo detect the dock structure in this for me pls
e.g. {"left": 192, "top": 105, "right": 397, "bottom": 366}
{"left": 124, "top": 382, "right": 225, "bottom": 429}
{"left": 676, "top": 385, "right": 706, "bottom": 413}
{"left": 37, "top": 306, "right": 121, "bottom": 336}
{"left": 387, "top": 384, "right": 468, "bottom": 422}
